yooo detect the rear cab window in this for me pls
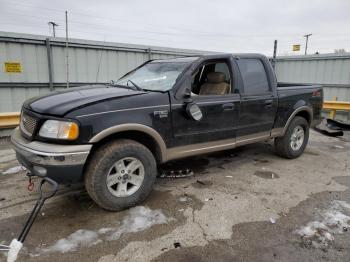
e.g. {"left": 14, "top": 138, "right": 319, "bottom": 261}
{"left": 237, "top": 59, "right": 270, "bottom": 95}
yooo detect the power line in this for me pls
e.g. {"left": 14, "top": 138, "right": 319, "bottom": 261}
{"left": 1, "top": 7, "right": 350, "bottom": 39}
{"left": 5, "top": 0, "right": 348, "bottom": 39}
{"left": 3, "top": 12, "right": 350, "bottom": 40}
{"left": 0, "top": 24, "right": 165, "bottom": 44}
{"left": 0, "top": 0, "right": 348, "bottom": 54}
{"left": 0, "top": 0, "right": 211, "bottom": 35}
{"left": 2, "top": 19, "right": 350, "bottom": 51}
{"left": 1, "top": 9, "right": 262, "bottom": 38}
{"left": 2, "top": 22, "right": 350, "bottom": 52}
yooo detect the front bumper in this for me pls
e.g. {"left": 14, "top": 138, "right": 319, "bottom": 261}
{"left": 11, "top": 127, "right": 92, "bottom": 184}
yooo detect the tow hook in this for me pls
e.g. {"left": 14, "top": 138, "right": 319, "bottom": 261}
{"left": 27, "top": 173, "right": 35, "bottom": 191}
{"left": 1, "top": 174, "right": 59, "bottom": 262}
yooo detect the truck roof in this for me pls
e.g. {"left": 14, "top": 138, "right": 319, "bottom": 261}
{"left": 153, "top": 53, "right": 268, "bottom": 63}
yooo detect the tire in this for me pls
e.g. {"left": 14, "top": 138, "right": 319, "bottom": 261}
{"left": 274, "top": 116, "right": 309, "bottom": 159}
{"left": 84, "top": 139, "right": 157, "bottom": 211}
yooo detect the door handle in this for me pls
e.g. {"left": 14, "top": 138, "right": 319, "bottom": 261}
{"left": 223, "top": 103, "right": 235, "bottom": 111}
{"left": 264, "top": 100, "right": 273, "bottom": 109}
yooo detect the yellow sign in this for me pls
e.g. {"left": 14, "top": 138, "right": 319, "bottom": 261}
{"left": 292, "top": 45, "right": 301, "bottom": 51}
{"left": 4, "top": 62, "right": 22, "bottom": 73}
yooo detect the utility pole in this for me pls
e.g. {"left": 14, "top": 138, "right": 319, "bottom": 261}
{"left": 272, "top": 40, "right": 278, "bottom": 70}
{"left": 48, "top": 22, "right": 58, "bottom": 37}
{"left": 65, "top": 11, "right": 69, "bottom": 88}
{"left": 304, "top": 33, "right": 312, "bottom": 55}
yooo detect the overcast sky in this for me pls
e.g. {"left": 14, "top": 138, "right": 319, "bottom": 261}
{"left": 0, "top": 0, "right": 349, "bottom": 55}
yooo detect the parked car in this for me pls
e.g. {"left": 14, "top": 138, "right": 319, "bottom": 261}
{"left": 11, "top": 54, "right": 323, "bottom": 210}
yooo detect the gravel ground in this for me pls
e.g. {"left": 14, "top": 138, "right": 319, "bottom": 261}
{"left": 0, "top": 130, "right": 349, "bottom": 262}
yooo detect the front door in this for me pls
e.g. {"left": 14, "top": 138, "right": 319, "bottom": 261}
{"left": 171, "top": 59, "right": 240, "bottom": 147}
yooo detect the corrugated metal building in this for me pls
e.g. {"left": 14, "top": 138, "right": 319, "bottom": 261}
{"left": 275, "top": 54, "right": 350, "bottom": 120}
{"left": 275, "top": 54, "right": 350, "bottom": 101}
{"left": 1, "top": 31, "right": 350, "bottom": 121}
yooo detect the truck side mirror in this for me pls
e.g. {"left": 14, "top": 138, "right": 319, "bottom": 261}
{"left": 183, "top": 87, "right": 193, "bottom": 104}
{"left": 184, "top": 87, "right": 191, "bottom": 98}
{"left": 186, "top": 103, "right": 203, "bottom": 121}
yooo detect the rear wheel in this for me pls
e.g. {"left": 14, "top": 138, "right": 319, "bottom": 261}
{"left": 85, "top": 139, "right": 157, "bottom": 211}
{"left": 274, "top": 116, "right": 309, "bottom": 159}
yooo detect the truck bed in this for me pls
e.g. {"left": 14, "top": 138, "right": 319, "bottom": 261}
{"left": 277, "top": 82, "right": 319, "bottom": 90}
{"left": 274, "top": 82, "right": 323, "bottom": 129}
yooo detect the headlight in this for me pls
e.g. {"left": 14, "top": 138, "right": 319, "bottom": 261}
{"left": 39, "top": 120, "right": 79, "bottom": 140}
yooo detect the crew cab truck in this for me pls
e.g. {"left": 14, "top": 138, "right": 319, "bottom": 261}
{"left": 11, "top": 54, "right": 323, "bottom": 211}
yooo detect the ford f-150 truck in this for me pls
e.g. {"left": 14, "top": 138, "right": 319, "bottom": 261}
{"left": 11, "top": 54, "right": 323, "bottom": 211}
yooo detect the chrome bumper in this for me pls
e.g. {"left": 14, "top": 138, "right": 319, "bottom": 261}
{"left": 11, "top": 127, "right": 92, "bottom": 167}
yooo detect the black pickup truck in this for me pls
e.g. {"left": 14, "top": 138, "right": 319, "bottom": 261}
{"left": 11, "top": 54, "right": 323, "bottom": 211}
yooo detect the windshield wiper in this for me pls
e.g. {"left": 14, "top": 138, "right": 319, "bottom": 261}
{"left": 108, "top": 80, "right": 164, "bottom": 92}
{"left": 127, "top": 80, "right": 143, "bottom": 91}
{"left": 141, "top": 88, "right": 166, "bottom": 93}
{"left": 107, "top": 80, "right": 143, "bottom": 91}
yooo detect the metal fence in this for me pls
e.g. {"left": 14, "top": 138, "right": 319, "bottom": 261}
{"left": 1, "top": 32, "right": 350, "bottom": 121}
{"left": 275, "top": 54, "right": 350, "bottom": 121}
{"left": 275, "top": 54, "right": 350, "bottom": 101}
{"left": 0, "top": 31, "right": 204, "bottom": 112}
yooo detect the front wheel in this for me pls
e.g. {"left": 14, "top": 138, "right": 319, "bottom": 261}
{"left": 274, "top": 116, "right": 309, "bottom": 159}
{"left": 84, "top": 139, "right": 157, "bottom": 211}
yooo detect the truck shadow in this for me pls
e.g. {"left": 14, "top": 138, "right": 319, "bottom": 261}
{"left": 159, "top": 141, "right": 275, "bottom": 176}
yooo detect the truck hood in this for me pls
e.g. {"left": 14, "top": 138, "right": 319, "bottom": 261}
{"left": 23, "top": 85, "right": 146, "bottom": 116}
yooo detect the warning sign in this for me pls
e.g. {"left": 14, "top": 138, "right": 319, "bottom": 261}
{"left": 4, "top": 62, "right": 22, "bottom": 73}
{"left": 292, "top": 45, "right": 301, "bottom": 52}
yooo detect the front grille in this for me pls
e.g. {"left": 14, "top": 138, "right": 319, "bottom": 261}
{"left": 20, "top": 112, "right": 38, "bottom": 137}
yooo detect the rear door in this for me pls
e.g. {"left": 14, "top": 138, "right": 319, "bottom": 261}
{"left": 235, "top": 58, "right": 278, "bottom": 143}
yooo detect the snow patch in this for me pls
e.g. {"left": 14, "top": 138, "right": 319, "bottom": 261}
{"left": 295, "top": 200, "right": 350, "bottom": 249}
{"left": 34, "top": 206, "right": 171, "bottom": 255}
{"left": 2, "top": 166, "right": 25, "bottom": 175}
{"left": 179, "top": 197, "right": 188, "bottom": 202}
{"left": 97, "top": 227, "right": 114, "bottom": 234}
{"left": 107, "top": 206, "right": 169, "bottom": 240}
{"left": 41, "top": 230, "right": 99, "bottom": 254}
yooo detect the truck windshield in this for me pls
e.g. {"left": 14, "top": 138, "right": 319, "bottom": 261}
{"left": 116, "top": 57, "right": 198, "bottom": 91}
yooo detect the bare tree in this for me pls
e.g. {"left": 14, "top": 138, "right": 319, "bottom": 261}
{"left": 334, "top": 49, "right": 346, "bottom": 54}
